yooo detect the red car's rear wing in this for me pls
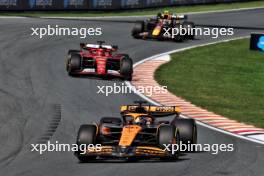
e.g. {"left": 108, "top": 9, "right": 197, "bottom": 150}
{"left": 80, "top": 43, "right": 118, "bottom": 51}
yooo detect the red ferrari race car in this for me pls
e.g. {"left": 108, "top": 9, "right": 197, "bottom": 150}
{"left": 66, "top": 41, "right": 133, "bottom": 81}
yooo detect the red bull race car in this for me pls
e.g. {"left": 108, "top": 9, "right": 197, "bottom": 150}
{"left": 74, "top": 101, "right": 197, "bottom": 162}
{"left": 66, "top": 41, "right": 133, "bottom": 81}
{"left": 132, "top": 11, "right": 195, "bottom": 41}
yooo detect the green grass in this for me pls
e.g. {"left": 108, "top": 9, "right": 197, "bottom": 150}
{"left": 1, "top": 1, "right": 264, "bottom": 17}
{"left": 155, "top": 38, "right": 264, "bottom": 128}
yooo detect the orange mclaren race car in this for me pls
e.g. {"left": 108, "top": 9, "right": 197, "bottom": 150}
{"left": 74, "top": 101, "right": 197, "bottom": 162}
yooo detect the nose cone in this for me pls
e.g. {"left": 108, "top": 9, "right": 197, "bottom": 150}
{"left": 96, "top": 57, "right": 107, "bottom": 75}
{"left": 119, "top": 125, "right": 142, "bottom": 147}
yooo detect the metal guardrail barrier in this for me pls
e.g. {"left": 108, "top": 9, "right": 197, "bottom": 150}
{"left": 0, "top": 0, "right": 253, "bottom": 11}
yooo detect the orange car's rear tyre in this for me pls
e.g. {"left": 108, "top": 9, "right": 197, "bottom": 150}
{"left": 158, "top": 125, "right": 180, "bottom": 160}
{"left": 173, "top": 118, "right": 197, "bottom": 145}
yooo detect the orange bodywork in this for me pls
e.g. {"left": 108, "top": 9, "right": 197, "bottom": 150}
{"left": 119, "top": 125, "right": 142, "bottom": 147}
{"left": 117, "top": 105, "right": 180, "bottom": 148}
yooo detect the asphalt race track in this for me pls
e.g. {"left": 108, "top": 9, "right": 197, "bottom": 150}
{"left": 0, "top": 9, "right": 264, "bottom": 176}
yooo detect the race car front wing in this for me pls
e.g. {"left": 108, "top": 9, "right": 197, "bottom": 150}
{"left": 77, "top": 145, "right": 171, "bottom": 158}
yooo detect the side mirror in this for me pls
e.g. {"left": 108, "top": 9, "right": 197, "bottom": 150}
{"left": 97, "top": 41, "right": 105, "bottom": 46}
{"left": 112, "top": 45, "right": 118, "bottom": 50}
{"left": 80, "top": 43, "right": 85, "bottom": 48}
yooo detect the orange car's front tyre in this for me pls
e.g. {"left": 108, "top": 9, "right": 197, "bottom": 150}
{"left": 75, "top": 124, "right": 97, "bottom": 163}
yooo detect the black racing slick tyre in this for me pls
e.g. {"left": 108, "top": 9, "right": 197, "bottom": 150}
{"left": 67, "top": 54, "right": 82, "bottom": 75}
{"left": 146, "top": 19, "right": 157, "bottom": 30}
{"left": 183, "top": 21, "right": 195, "bottom": 40}
{"left": 172, "top": 24, "right": 184, "bottom": 42}
{"left": 75, "top": 124, "right": 97, "bottom": 162}
{"left": 120, "top": 55, "right": 133, "bottom": 81}
{"left": 132, "top": 21, "right": 144, "bottom": 39}
{"left": 68, "top": 50, "right": 80, "bottom": 57}
{"left": 158, "top": 125, "right": 180, "bottom": 160}
{"left": 173, "top": 118, "right": 197, "bottom": 145}
{"left": 66, "top": 50, "right": 80, "bottom": 71}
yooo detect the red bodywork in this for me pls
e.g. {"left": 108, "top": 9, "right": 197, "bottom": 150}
{"left": 71, "top": 44, "right": 124, "bottom": 78}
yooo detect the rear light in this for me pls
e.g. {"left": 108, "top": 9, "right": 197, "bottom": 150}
{"left": 101, "top": 126, "right": 111, "bottom": 135}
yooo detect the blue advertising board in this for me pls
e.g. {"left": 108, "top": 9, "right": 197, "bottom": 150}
{"left": 63, "top": 0, "right": 89, "bottom": 9}
{"left": 250, "top": 33, "right": 264, "bottom": 52}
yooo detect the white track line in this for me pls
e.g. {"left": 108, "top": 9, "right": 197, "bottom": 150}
{"left": 125, "top": 36, "right": 264, "bottom": 145}
{"left": 0, "top": 16, "right": 26, "bottom": 18}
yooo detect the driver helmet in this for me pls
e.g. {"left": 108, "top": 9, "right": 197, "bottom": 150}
{"left": 134, "top": 116, "right": 152, "bottom": 125}
{"left": 162, "top": 10, "right": 171, "bottom": 20}
{"left": 134, "top": 117, "right": 142, "bottom": 124}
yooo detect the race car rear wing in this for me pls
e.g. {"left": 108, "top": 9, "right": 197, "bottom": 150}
{"left": 172, "top": 14, "right": 187, "bottom": 20}
{"left": 80, "top": 41, "right": 118, "bottom": 51}
{"left": 120, "top": 105, "right": 181, "bottom": 116}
